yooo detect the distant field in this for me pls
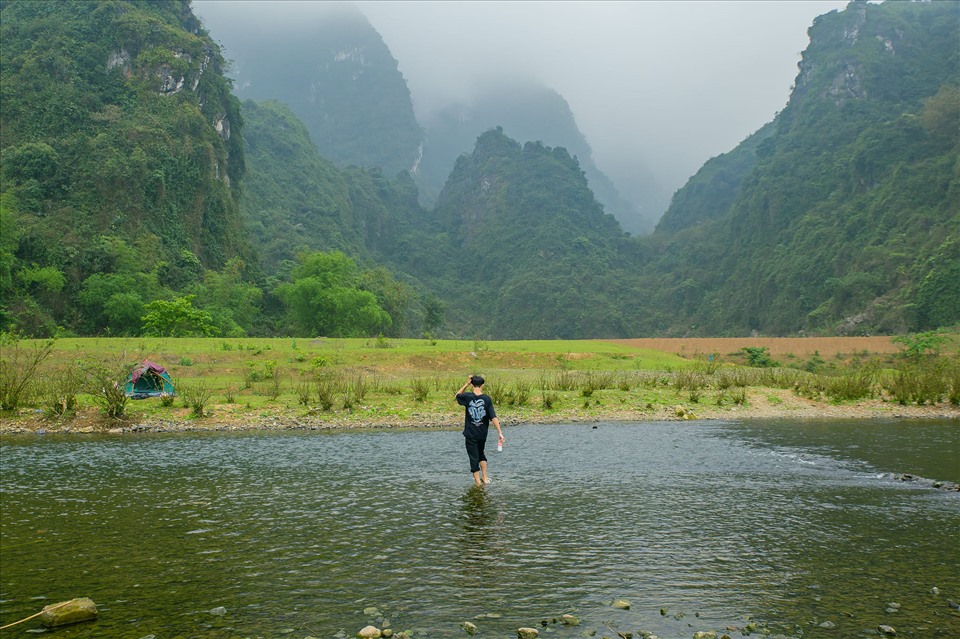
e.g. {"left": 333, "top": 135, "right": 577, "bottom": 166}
{"left": 606, "top": 336, "right": 907, "bottom": 359}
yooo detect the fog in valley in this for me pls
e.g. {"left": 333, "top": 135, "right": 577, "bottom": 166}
{"left": 194, "top": 0, "right": 848, "bottom": 218}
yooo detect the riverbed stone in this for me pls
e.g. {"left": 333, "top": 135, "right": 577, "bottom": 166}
{"left": 692, "top": 632, "right": 717, "bottom": 639}
{"left": 39, "top": 597, "right": 98, "bottom": 627}
{"left": 612, "top": 598, "right": 630, "bottom": 610}
{"left": 878, "top": 625, "right": 896, "bottom": 636}
{"left": 818, "top": 621, "right": 835, "bottom": 628}
{"left": 560, "top": 614, "right": 580, "bottom": 626}
{"left": 518, "top": 628, "right": 540, "bottom": 639}
{"left": 462, "top": 621, "right": 478, "bottom": 635}
{"left": 357, "top": 626, "right": 382, "bottom": 638}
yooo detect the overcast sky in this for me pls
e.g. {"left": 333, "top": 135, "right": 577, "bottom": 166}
{"left": 195, "top": 0, "right": 849, "bottom": 195}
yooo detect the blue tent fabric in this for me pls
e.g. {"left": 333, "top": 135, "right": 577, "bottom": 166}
{"left": 123, "top": 360, "right": 176, "bottom": 399}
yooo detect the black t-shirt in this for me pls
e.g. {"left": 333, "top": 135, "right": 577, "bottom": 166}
{"left": 456, "top": 391, "right": 496, "bottom": 440}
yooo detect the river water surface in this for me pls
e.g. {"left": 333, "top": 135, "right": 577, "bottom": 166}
{"left": 1, "top": 419, "right": 958, "bottom": 638}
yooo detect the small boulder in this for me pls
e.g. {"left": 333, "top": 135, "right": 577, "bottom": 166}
{"left": 517, "top": 628, "right": 540, "bottom": 639}
{"left": 39, "top": 598, "right": 98, "bottom": 627}
{"left": 358, "top": 626, "right": 382, "bottom": 639}
{"left": 612, "top": 598, "right": 630, "bottom": 610}
{"left": 560, "top": 614, "right": 580, "bottom": 626}
{"left": 462, "top": 621, "right": 478, "bottom": 635}
{"left": 692, "top": 632, "right": 717, "bottom": 639}
{"left": 878, "top": 625, "right": 896, "bottom": 636}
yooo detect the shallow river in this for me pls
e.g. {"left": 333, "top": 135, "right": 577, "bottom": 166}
{"left": 1, "top": 419, "right": 958, "bottom": 639}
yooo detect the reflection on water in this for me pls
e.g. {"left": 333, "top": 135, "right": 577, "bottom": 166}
{"left": 1, "top": 420, "right": 958, "bottom": 638}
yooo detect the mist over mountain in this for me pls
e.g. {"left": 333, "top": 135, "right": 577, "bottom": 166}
{"left": 195, "top": 1, "right": 654, "bottom": 233}
{"left": 199, "top": 2, "right": 423, "bottom": 177}
{"left": 418, "top": 82, "right": 657, "bottom": 234}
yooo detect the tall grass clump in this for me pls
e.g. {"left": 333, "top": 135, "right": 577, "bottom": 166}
{"left": 948, "top": 360, "right": 960, "bottom": 406}
{"left": 503, "top": 380, "right": 532, "bottom": 406}
{"left": 674, "top": 369, "right": 708, "bottom": 391}
{"left": 314, "top": 374, "right": 336, "bottom": 411}
{"left": 295, "top": 376, "right": 312, "bottom": 405}
{"left": 411, "top": 378, "right": 430, "bottom": 402}
{"left": 0, "top": 334, "right": 54, "bottom": 411}
{"left": 819, "top": 365, "right": 878, "bottom": 401}
{"left": 884, "top": 358, "right": 950, "bottom": 405}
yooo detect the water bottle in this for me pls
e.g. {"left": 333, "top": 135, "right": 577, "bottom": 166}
{"left": 497, "top": 442, "right": 503, "bottom": 452}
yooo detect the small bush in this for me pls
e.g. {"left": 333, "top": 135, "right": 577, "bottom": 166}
{"left": 267, "top": 368, "right": 285, "bottom": 400}
{"left": 411, "top": 378, "right": 430, "bottom": 402}
{"left": 224, "top": 386, "right": 238, "bottom": 403}
{"left": 742, "top": 346, "right": 776, "bottom": 368}
{"left": 159, "top": 392, "right": 176, "bottom": 407}
{"left": 84, "top": 359, "right": 130, "bottom": 418}
{"left": 0, "top": 334, "right": 55, "bottom": 411}
{"left": 180, "top": 381, "right": 214, "bottom": 417}
{"left": 42, "top": 364, "right": 81, "bottom": 418}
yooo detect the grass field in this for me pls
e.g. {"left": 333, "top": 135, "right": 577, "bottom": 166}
{"left": 2, "top": 334, "right": 958, "bottom": 431}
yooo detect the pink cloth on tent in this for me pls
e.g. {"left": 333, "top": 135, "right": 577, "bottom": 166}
{"left": 131, "top": 360, "right": 168, "bottom": 383}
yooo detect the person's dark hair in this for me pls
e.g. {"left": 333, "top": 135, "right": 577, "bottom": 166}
{"left": 470, "top": 375, "right": 485, "bottom": 387}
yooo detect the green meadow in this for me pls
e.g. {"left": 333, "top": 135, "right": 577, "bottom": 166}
{"left": 2, "top": 335, "right": 958, "bottom": 430}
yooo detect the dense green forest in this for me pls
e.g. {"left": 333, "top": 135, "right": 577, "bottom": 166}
{"left": 1, "top": 0, "right": 251, "bottom": 336}
{"left": 1, "top": 0, "right": 957, "bottom": 340}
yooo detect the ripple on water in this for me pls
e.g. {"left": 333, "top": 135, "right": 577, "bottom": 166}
{"left": 1, "top": 421, "right": 958, "bottom": 638}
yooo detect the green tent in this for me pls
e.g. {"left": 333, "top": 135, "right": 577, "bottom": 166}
{"left": 123, "top": 360, "right": 175, "bottom": 399}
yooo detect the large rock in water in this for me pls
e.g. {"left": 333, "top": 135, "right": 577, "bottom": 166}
{"left": 40, "top": 598, "right": 98, "bottom": 627}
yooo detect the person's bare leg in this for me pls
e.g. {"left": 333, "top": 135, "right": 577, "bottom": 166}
{"left": 480, "top": 460, "right": 491, "bottom": 483}
{"left": 472, "top": 470, "right": 483, "bottom": 486}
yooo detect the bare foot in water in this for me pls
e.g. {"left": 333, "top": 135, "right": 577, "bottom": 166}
{"left": 483, "top": 477, "right": 492, "bottom": 484}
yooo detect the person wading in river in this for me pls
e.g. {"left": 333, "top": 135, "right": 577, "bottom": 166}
{"left": 456, "top": 375, "right": 504, "bottom": 486}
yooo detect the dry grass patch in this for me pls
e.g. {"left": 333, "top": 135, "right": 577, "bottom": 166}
{"left": 605, "top": 337, "right": 906, "bottom": 359}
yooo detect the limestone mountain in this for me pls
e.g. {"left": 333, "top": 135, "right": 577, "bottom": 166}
{"left": 647, "top": 0, "right": 960, "bottom": 335}
{"left": 424, "top": 128, "right": 641, "bottom": 338}
{"left": 417, "top": 83, "right": 658, "bottom": 235}
{"left": 198, "top": 3, "right": 423, "bottom": 178}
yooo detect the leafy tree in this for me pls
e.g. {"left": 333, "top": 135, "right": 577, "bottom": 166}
{"left": 276, "top": 251, "right": 391, "bottom": 337}
{"left": 141, "top": 295, "right": 219, "bottom": 337}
